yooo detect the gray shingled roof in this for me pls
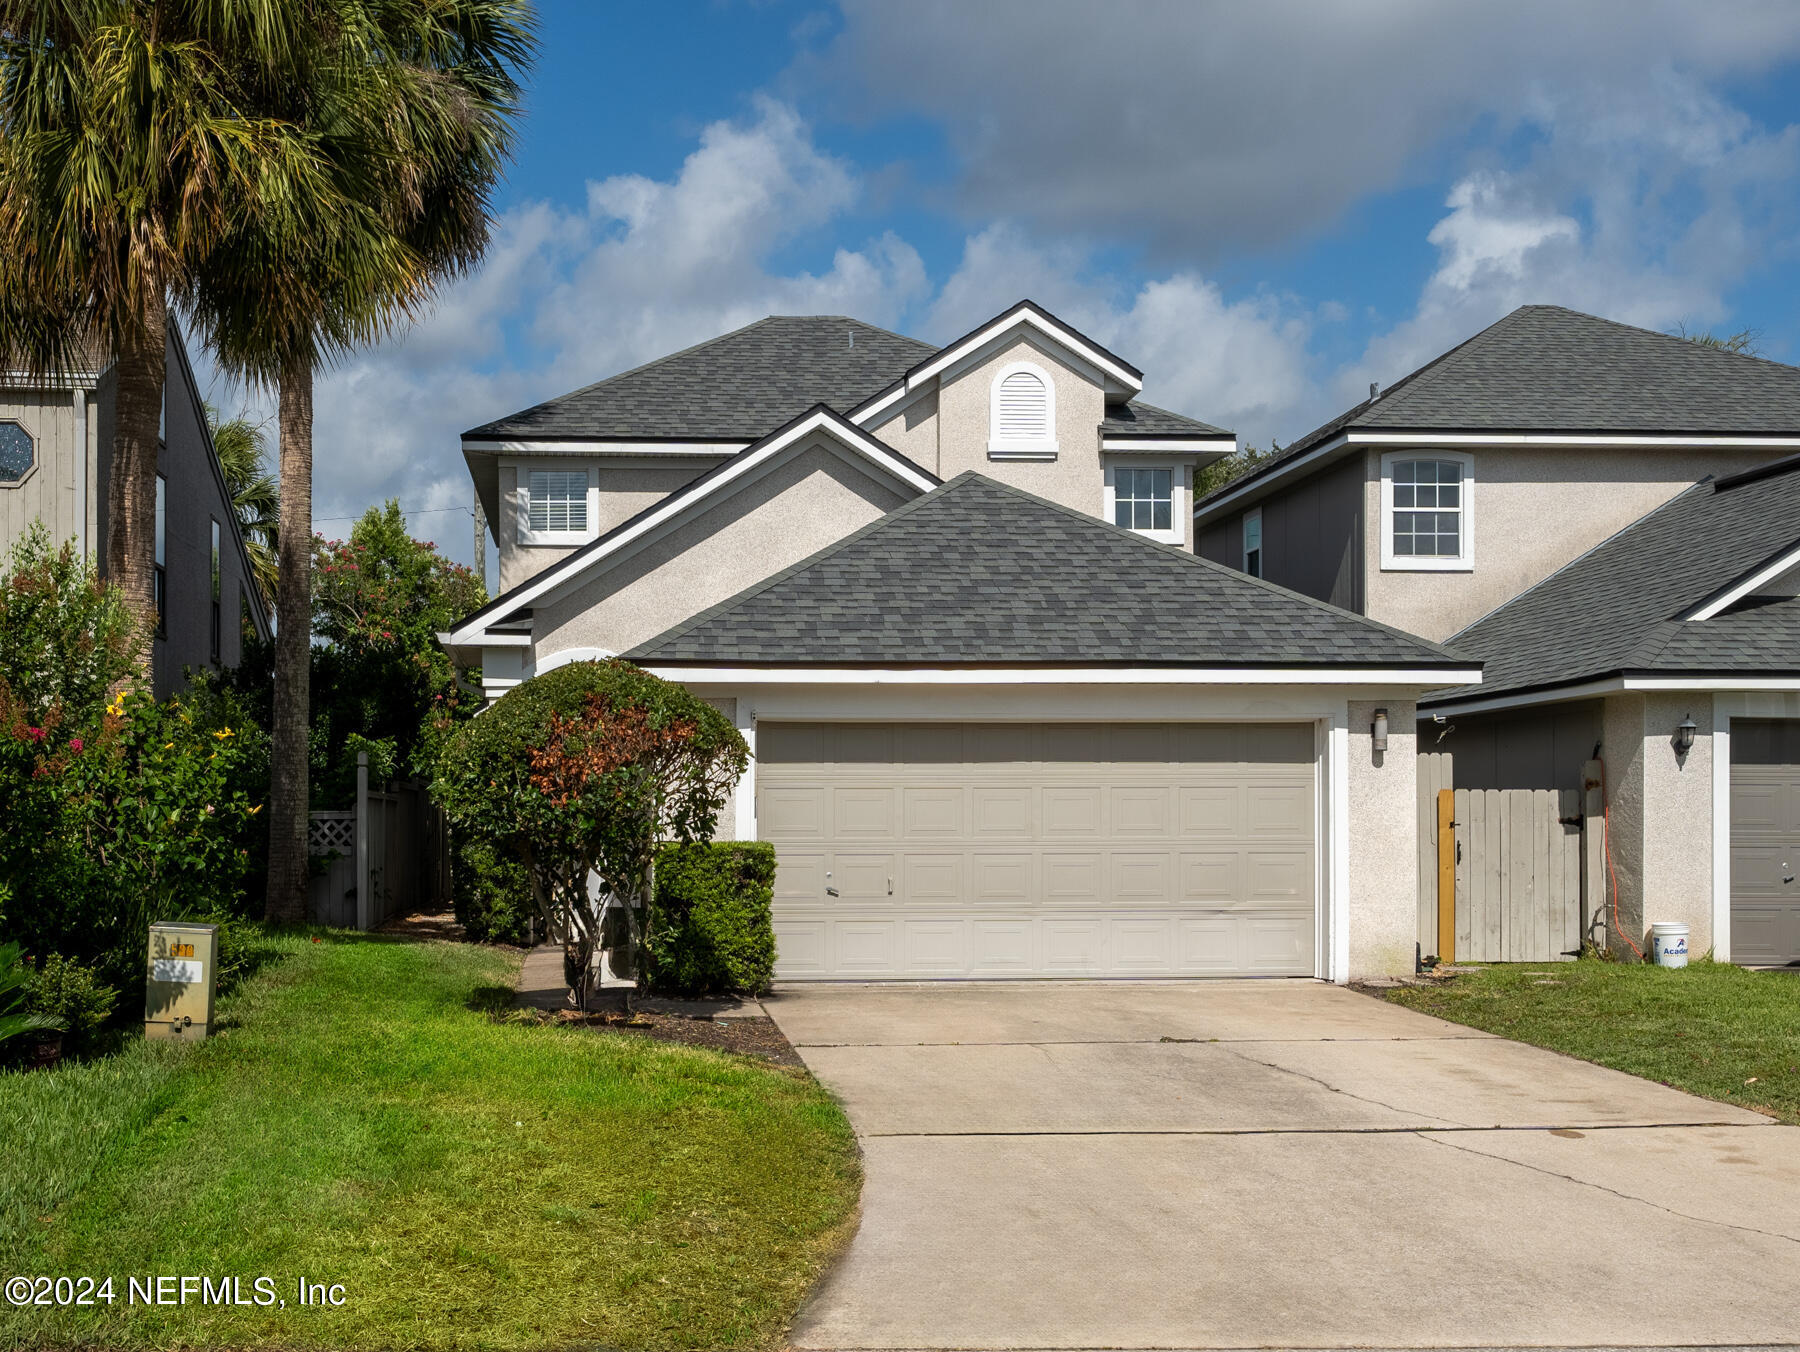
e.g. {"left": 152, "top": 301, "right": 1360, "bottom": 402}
{"left": 628, "top": 472, "right": 1470, "bottom": 668}
{"left": 1101, "top": 401, "right": 1230, "bottom": 438}
{"left": 1199, "top": 305, "right": 1800, "bottom": 510}
{"left": 1426, "top": 458, "right": 1800, "bottom": 705}
{"left": 467, "top": 316, "right": 936, "bottom": 441}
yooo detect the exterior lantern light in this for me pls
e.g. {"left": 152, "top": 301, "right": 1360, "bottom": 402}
{"left": 1674, "top": 716, "right": 1697, "bottom": 760}
{"left": 1372, "top": 707, "right": 1389, "bottom": 755}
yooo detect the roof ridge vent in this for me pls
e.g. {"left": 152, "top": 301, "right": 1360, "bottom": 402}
{"left": 848, "top": 326, "right": 854, "bottom": 350}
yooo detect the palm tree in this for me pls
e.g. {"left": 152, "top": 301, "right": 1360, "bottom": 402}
{"left": 206, "top": 405, "right": 280, "bottom": 612}
{"left": 0, "top": 3, "right": 352, "bottom": 661}
{"left": 183, "top": 0, "right": 533, "bottom": 923}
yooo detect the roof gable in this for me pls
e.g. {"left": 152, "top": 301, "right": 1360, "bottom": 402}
{"left": 448, "top": 406, "right": 939, "bottom": 644}
{"left": 1428, "top": 459, "right": 1800, "bottom": 705}
{"left": 466, "top": 316, "right": 935, "bottom": 442}
{"left": 1199, "top": 305, "right": 1800, "bottom": 514}
{"left": 629, "top": 472, "right": 1469, "bottom": 669}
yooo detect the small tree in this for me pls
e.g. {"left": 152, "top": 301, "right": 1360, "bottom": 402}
{"left": 433, "top": 662, "right": 748, "bottom": 1009}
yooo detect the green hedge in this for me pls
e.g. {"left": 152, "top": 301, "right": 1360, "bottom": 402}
{"left": 450, "top": 834, "right": 536, "bottom": 947}
{"left": 647, "top": 842, "right": 776, "bottom": 997}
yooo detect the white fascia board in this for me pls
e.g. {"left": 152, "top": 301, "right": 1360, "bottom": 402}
{"left": 905, "top": 308, "right": 1144, "bottom": 396}
{"left": 641, "top": 665, "right": 1483, "bottom": 687}
{"left": 1193, "top": 428, "right": 1800, "bottom": 521}
{"left": 1685, "top": 540, "right": 1800, "bottom": 621}
{"left": 1426, "top": 673, "right": 1800, "bottom": 716}
{"left": 462, "top": 438, "right": 747, "bottom": 457}
{"left": 1102, "top": 436, "right": 1237, "bottom": 453}
{"left": 446, "top": 410, "right": 937, "bottom": 646}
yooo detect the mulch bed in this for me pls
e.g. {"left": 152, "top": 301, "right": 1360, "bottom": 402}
{"left": 523, "top": 1005, "right": 805, "bottom": 1067}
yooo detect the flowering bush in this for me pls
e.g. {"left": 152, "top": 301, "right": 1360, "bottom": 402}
{"left": 0, "top": 685, "right": 263, "bottom": 988}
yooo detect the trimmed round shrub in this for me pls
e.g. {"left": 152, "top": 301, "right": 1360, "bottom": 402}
{"left": 647, "top": 842, "right": 776, "bottom": 997}
{"left": 25, "top": 954, "right": 117, "bottom": 1059}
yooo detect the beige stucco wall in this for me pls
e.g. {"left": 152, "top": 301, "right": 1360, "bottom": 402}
{"left": 532, "top": 437, "right": 909, "bottom": 658}
{"left": 496, "top": 458, "right": 721, "bottom": 592}
{"left": 1347, "top": 699, "right": 1421, "bottom": 978}
{"left": 1362, "top": 444, "right": 1780, "bottom": 642}
{"left": 1598, "top": 691, "right": 1716, "bottom": 959}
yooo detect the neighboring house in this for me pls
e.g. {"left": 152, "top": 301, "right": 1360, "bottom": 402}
{"left": 445, "top": 300, "right": 1481, "bottom": 982}
{"left": 1193, "top": 305, "right": 1800, "bottom": 965}
{"left": 0, "top": 320, "right": 272, "bottom": 697}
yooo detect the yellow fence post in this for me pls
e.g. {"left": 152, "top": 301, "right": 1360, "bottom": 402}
{"left": 1437, "top": 788, "right": 1456, "bottom": 965}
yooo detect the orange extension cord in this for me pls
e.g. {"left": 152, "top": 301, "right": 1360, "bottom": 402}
{"left": 1596, "top": 756, "right": 1645, "bottom": 961}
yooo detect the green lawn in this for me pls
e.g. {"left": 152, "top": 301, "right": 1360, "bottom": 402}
{"left": 1379, "top": 957, "right": 1800, "bottom": 1124}
{"left": 0, "top": 931, "right": 860, "bottom": 1351}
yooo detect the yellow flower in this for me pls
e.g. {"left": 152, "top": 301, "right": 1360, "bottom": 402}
{"left": 213, "top": 728, "right": 234, "bottom": 740}
{"left": 163, "top": 742, "right": 175, "bottom": 750}
{"left": 248, "top": 804, "right": 263, "bottom": 816}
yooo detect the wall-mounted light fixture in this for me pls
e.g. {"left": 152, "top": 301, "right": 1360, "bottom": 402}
{"left": 1372, "top": 707, "right": 1389, "bottom": 755}
{"left": 1674, "top": 715, "right": 1697, "bottom": 762}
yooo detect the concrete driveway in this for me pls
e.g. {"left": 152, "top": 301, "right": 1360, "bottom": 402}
{"left": 764, "top": 980, "right": 1800, "bottom": 1350}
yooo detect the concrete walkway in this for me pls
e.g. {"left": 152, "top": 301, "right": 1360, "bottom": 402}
{"left": 764, "top": 980, "right": 1799, "bottom": 1350}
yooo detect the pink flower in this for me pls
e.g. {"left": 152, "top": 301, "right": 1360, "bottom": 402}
{"left": 24, "top": 726, "right": 45, "bottom": 743}
{"left": 68, "top": 737, "right": 83, "bottom": 753}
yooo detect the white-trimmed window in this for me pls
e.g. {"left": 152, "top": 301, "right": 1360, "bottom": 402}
{"left": 1242, "top": 506, "right": 1263, "bottom": 578}
{"left": 1105, "top": 463, "right": 1181, "bottom": 543}
{"left": 1381, "top": 450, "right": 1473, "bottom": 571}
{"left": 518, "top": 467, "right": 593, "bottom": 545}
{"left": 988, "top": 361, "right": 1058, "bottom": 459}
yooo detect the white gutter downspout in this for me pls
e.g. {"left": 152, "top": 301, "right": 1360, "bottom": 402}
{"left": 72, "top": 385, "right": 90, "bottom": 557}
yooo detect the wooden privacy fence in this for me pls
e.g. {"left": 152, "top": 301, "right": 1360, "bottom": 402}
{"left": 1419, "top": 758, "right": 1605, "bottom": 964}
{"left": 307, "top": 750, "right": 451, "bottom": 930}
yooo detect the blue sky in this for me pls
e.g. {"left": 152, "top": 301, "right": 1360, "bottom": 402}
{"left": 264, "top": 0, "right": 1800, "bottom": 563}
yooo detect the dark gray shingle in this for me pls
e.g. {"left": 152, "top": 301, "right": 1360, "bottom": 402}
{"left": 1200, "top": 305, "right": 1800, "bottom": 509}
{"left": 1101, "top": 401, "right": 1230, "bottom": 437}
{"left": 467, "top": 316, "right": 936, "bottom": 441}
{"left": 629, "top": 473, "right": 1469, "bottom": 668}
{"left": 1427, "top": 458, "right": 1800, "bottom": 704}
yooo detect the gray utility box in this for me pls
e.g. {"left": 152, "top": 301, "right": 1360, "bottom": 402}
{"left": 144, "top": 922, "right": 219, "bottom": 1041}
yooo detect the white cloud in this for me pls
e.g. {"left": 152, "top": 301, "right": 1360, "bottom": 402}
{"left": 802, "top": 0, "right": 1800, "bottom": 260}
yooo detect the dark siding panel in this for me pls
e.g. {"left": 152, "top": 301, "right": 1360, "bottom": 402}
{"left": 1435, "top": 700, "right": 1603, "bottom": 793}
{"left": 1250, "top": 455, "right": 1365, "bottom": 611}
{"left": 1197, "top": 518, "right": 1237, "bottom": 566}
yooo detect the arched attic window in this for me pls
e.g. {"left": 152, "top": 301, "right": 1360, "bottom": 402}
{"left": 988, "top": 361, "right": 1058, "bottom": 459}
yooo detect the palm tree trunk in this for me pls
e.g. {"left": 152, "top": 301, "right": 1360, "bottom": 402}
{"left": 265, "top": 359, "right": 314, "bottom": 925}
{"left": 108, "top": 295, "right": 166, "bottom": 679}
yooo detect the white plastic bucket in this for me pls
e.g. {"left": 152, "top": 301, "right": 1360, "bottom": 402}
{"left": 1650, "top": 921, "right": 1690, "bottom": 968}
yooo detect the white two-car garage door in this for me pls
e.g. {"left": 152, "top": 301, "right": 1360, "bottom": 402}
{"left": 757, "top": 721, "right": 1318, "bottom": 979}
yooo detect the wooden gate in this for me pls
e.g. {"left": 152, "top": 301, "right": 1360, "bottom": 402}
{"left": 1435, "top": 786, "right": 1585, "bottom": 963}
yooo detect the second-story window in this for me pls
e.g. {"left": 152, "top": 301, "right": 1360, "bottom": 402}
{"left": 209, "top": 518, "right": 222, "bottom": 664}
{"left": 154, "top": 474, "right": 168, "bottom": 638}
{"left": 1381, "top": 451, "right": 1473, "bottom": 570}
{"left": 1112, "top": 466, "right": 1175, "bottom": 537}
{"left": 1243, "top": 507, "right": 1263, "bottom": 578}
{"left": 988, "top": 361, "right": 1057, "bottom": 459}
{"left": 525, "top": 469, "right": 588, "bottom": 538}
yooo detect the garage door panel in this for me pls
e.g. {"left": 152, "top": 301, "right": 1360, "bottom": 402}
{"left": 1113, "top": 786, "right": 1173, "bottom": 835}
{"left": 1179, "top": 851, "right": 1241, "bottom": 901}
{"left": 1042, "top": 852, "right": 1104, "bottom": 902}
{"left": 970, "top": 920, "right": 1033, "bottom": 972}
{"left": 1113, "top": 918, "right": 1176, "bottom": 971}
{"left": 1247, "top": 783, "right": 1312, "bottom": 837}
{"left": 902, "top": 853, "right": 964, "bottom": 902}
{"left": 758, "top": 721, "right": 1318, "bottom": 978}
{"left": 1247, "top": 850, "right": 1314, "bottom": 902}
{"left": 902, "top": 786, "right": 965, "bottom": 836}
{"left": 1730, "top": 720, "right": 1800, "bottom": 967}
{"left": 972, "top": 852, "right": 1034, "bottom": 902}
{"left": 1043, "top": 786, "right": 1104, "bottom": 835}
{"left": 1112, "top": 851, "right": 1174, "bottom": 902}
{"left": 1178, "top": 784, "right": 1241, "bottom": 836}
{"left": 832, "top": 787, "right": 896, "bottom": 838}
{"left": 972, "top": 786, "right": 1033, "bottom": 837}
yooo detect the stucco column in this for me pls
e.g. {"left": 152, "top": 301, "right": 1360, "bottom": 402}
{"left": 1598, "top": 693, "right": 1714, "bottom": 959}
{"left": 1347, "top": 698, "right": 1418, "bottom": 978}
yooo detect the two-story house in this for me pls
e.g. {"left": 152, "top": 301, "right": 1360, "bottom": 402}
{"left": 1193, "top": 306, "right": 1800, "bottom": 967}
{"left": 0, "top": 319, "right": 272, "bottom": 696}
{"left": 444, "top": 300, "right": 1481, "bottom": 983}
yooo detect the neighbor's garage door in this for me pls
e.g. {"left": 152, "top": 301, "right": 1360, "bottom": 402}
{"left": 1731, "top": 719, "right": 1800, "bottom": 967}
{"left": 757, "top": 721, "right": 1317, "bottom": 979}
